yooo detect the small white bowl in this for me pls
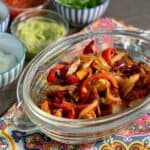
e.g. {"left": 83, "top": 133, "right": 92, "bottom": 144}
{"left": 53, "top": 0, "right": 110, "bottom": 27}
{"left": 0, "top": 1, "right": 9, "bottom": 32}
{"left": 0, "top": 32, "right": 26, "bottom": 88}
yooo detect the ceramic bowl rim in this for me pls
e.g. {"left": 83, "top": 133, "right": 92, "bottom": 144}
{"left": 54, "top": 0, "right": 110, "bottom": 10}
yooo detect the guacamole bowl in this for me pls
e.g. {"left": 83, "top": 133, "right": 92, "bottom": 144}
{"left": 10, "top": 9, "right": 69, "bottom": 60}
{"left": 13, "top": 30, "right": 150, "bottom": 144}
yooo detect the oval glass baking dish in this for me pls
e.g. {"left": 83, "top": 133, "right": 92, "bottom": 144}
{"left": 15, "top": 30, "right": 150, "bottom": 144}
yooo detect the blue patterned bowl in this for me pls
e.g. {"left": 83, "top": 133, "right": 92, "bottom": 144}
{"left": 0, "top": 1, "right": 9, "bottom": 32}
{"left": 0, "top": 32, "right": 26, "bottom": 88}
{"left": 53, "top": 0, "right": 110, "bottom": 27}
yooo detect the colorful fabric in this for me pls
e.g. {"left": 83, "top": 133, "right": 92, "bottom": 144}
{"left": 0, "top": 18, "right": 149, "bottom": 150}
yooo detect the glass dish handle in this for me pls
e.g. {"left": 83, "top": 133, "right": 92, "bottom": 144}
{"left": 10, "top": 101, "right": 38, "bottom": 131}
{"left": 140, "top": 30, "right": 150, "bottom": 64}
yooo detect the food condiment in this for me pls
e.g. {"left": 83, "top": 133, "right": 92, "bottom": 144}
{"left": 0, "top": 50, "right": 17, "bottom": 73}
{"left": 3, "top": 0, "right": 47, "bottom": 18}
{"left": 56, "top": 0, "right": 103, "bottom": 8}
{"left": 3, "top": 0, "right": 46, "bottom": 8}
{"left": 16, "top": 17, "right": 66, "bottom": 60}
{"left": 39, "top": 40, "right": 150, "bottom": 119}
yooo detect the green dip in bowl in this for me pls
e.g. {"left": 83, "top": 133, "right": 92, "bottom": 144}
{"left": 11, "top": 9, "right": 69, "bottom": 60}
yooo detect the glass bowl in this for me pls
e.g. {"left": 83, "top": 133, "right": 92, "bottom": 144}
{"left": 15, "top": 30, "right": 150, "bottom": 144}
{"left": 10, "top": 9, "right": 69, "bottom": 60}
{"left": 2, "top": 0, "right": 50, "bottom": 19}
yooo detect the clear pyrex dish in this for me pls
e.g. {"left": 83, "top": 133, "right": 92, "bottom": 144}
{"left": 15, "top": 30, "right": 150, "bottom": 144}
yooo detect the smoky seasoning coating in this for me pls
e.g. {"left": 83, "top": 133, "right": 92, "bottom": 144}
{"left": 39, "top": 40, "right": 150, "bottom": 119}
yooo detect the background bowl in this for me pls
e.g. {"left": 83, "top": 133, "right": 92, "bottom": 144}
{"left": 16, "top": 30, "right": 150, "bottom": 144}
{"left": 0, "top": 1, "right": 9, "bottom": 32}
{"left": 11, "top": 9, "right": 69, "bottom": 60}
{"left": 53, "top": 0, "right": 110, "bottom": 27}
{"left": 0, "top": 32, "right": 25, "bottom": 88}
{"left": 2, "top": 0, "right": 50, "bottom": 19}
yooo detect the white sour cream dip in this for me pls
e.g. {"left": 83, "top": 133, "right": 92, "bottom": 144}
{"left": 0, "top": 50, "right": 17, "bottom": 73}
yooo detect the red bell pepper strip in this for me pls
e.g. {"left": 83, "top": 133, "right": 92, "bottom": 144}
{"left": 83, "top": 40, "right": 94, "bottom": 54}
{"left": 67, "top": 74, "right": 80, "bottom": 84}
{"left": 102, "top": 48, "right": 115, "bottom": 64}
{"left": 67, "top": 109, "right": 76, "bottom": 119}
{"left": 53, "top": 101, "right": 75, "bottom": 110}
{"left": 79, "top": 73, "right": 118, "bottom": 101}
{"left": 55, "top": 91, "right": 64, "bottom": 99}
{"left": 53, "top": 101, "right": 76, "bottom": 119}
{"left": 47, "top": 64, "right": 65, "bottom": 83}
{"left": 53, "top": 100, "right": 87, "bottom": 110}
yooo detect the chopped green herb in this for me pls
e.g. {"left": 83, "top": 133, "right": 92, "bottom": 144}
{"left": 56, "top": 0, "right": 104, "bottom": 8}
